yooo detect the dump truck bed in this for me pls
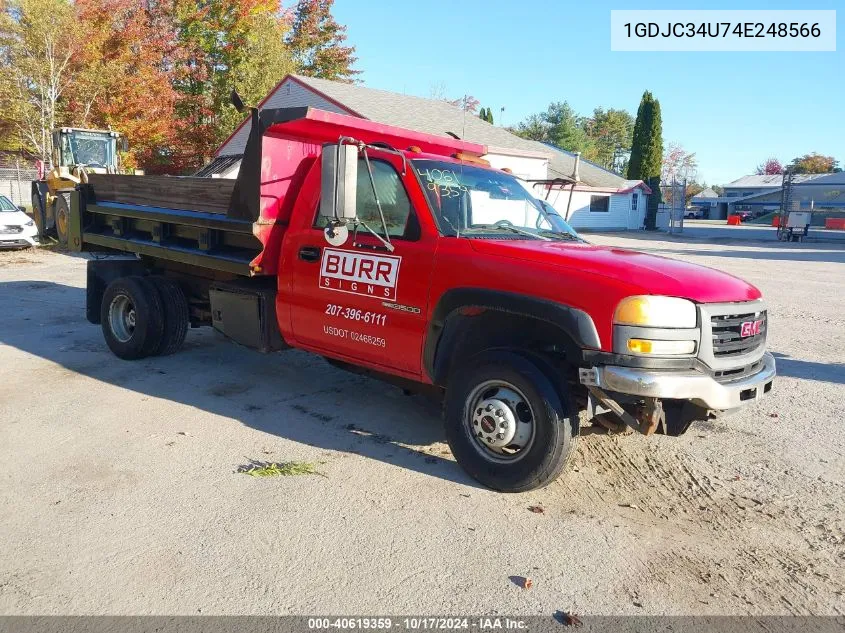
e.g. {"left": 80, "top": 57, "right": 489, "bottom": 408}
{"left": 76, "top": 173, "right": 262, "bottom": 276}
{"left": 69, "top": 107, "right": 487, "bottom": 276}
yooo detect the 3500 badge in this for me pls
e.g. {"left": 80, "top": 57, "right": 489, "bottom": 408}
{"left": 319, "top": 248, "right": 402, "bottom": 301}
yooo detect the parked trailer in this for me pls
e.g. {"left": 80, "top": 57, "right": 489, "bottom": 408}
{"left": 69, "top": 106, "right": 776, "bottom": 492}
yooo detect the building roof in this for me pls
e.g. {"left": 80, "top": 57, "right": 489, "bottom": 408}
{"left": 723, "top": 174, "right": 823, "bottom": 188}
{"left": 218, "top": 74, "right": 628, "bottom": 189}
{"left": 693, "top": 187, "right": 719, "bottom": 199}
{"left": 791, "top": 171, "right": 845, "bottom": 186}
{"left": 193, "top": 154, "right": 242, "bottom": 177}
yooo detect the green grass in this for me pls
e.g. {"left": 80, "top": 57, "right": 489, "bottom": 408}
{"left": 237, "top": 460, "right": 323, "bottom": 478}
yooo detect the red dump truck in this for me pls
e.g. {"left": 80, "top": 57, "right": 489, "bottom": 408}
{"left": 68, "top": 106, "right": 775, "bottom": 491}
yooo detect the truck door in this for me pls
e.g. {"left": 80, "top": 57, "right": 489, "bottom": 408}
{"left": 286, "top": 152, "right": 435, "bottom": 377}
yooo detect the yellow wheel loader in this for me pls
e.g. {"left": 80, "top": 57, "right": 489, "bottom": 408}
{"left": 31, "top": 128, "right": 131, "bottom": 244}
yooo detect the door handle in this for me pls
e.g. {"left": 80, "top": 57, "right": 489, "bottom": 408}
{"left": 298, "top": 246, "right": 321, "bottom": 262}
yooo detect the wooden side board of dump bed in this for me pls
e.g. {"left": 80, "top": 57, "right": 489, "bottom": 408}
{"left": 87, "top": 174, "right": 235, "bottom": 216}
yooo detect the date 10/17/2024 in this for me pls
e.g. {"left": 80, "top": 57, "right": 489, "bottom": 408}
{"left": 325, "top": 303, "right": 388, "bottom": 327}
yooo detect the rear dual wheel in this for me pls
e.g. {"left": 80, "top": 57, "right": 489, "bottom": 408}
{"left": 444, "top": 350, "right": 579, "bottom": 492}
{"left": 101, "top": 276, "right": 188, "bottom": 360}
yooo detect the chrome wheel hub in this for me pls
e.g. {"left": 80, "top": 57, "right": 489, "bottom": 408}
{"left": 465, "top": 381, "right": 535, "bottom": 462}
{"left": 472, "top": 398, "right": 517, "bottom": 448}
{"left": 109, "top": 294, "right": 136, "bottom": 343}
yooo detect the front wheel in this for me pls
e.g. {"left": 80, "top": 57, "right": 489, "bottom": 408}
{"left": 444, "top": 351, "right": 579, "bottom": 492}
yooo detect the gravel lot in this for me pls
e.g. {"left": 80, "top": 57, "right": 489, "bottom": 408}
{"left": 0, "top": 234, "right": 843, "bottom": 617}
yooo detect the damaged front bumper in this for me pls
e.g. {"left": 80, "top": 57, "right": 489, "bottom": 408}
{"left": 585, "top": 351, "right": 776, "bottom": 411}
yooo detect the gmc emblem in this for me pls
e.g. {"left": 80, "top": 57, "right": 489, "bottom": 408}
{"left": 740, "top": 320, "right": 762, "bottom": 337}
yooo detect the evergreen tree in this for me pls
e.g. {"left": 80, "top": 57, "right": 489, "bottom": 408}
{"left": 627, "top": 91, "right": 663, "bottom": 181}
{"left": 627, "top": 91, "right": 663, "bottom": 229}
{"left": 477, "top": 107, "right": 494, "bottom": 124}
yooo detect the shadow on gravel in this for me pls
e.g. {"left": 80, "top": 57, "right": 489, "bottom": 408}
{"left": 771, "top": 352, "right": 845, "bottom": 385}
{"left": 0, "top": 280, "right": 481, "bottom": 489}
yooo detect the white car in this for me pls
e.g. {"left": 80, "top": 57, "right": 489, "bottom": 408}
{"left": 0, "top": 195, "right": 39, "bottom": 248}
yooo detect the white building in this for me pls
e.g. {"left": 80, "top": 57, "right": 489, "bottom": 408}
{"left": 208, "top": 74, "right": 649, "bottom": 230}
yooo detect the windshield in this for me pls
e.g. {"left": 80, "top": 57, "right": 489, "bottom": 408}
{"left": 61, "top": 131, "right": 116, "bottom": 168}
{"left": 0, "top": 196, "right": 17, "bottom": 212}
{"left": 413, "top": 160, "right": 580, "bottom": 241}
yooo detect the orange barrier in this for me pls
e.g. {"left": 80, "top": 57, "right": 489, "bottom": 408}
{"left": 771, "top": 216, "right": 781, "bottom": 227}
{"left": 825, "top": 218, "right": 845, "bottom": 230}
{"left": 727, "top": 215, "right": 742, "bottom": 225}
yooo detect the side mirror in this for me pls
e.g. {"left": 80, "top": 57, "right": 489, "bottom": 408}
{"left": 18, "top": 206, "right": 26, "bottom": 213}
{"left": 320, "top": 143, "right": 358, "bottom": 221}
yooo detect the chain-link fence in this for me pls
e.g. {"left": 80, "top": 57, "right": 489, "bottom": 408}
{"left": 656, "top": 178, "right": 687, "bottom": 233}
{"left": 0, "top": 167, "right": 38, "bottom": 208}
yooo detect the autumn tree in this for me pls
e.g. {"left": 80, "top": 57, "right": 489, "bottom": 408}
{"left": 685, "top": 181, "right": 705, "bottom": 205}
{"left": 0, "top": 0, "right": 81, "bottom": 165}
{"left": 755, "top": 158, "right": 783, "bottom": 175}
{"left": 662, "top": 143, "right": 698, "bottom": 183}
{"left": 446, "top": 94, "right": 480, "bottom": 114}
{"left": 171, "top": 0, "right": 296, "bottom": 170}
{"left": 67, "top": 0, "right": 177, "bottom": 170}
{"left": 286, "top": 0, "right": 358, "bottom": 81}
{"left": 788, "top": 153, "right": 840, "bottom": 174}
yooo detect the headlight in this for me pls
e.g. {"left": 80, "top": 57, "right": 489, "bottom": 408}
{"left": 614, "top": 295, "right": 697, "bottom": 329}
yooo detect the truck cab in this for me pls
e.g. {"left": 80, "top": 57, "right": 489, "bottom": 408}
{"left": 69, "top": 107, "right": 775, "bottom": 492}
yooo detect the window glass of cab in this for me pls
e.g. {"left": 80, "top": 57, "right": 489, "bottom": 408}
{"left": 315, "top": 158, "right": 417, "bottom": 239}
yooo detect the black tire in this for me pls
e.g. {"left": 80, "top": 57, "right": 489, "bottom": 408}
{"left": 443, "top": 350, "right": 579, "bottom": 492}
{"left": 55, "top": 193, "right": 70, "bottom": 245}
{"left": 31, "top": 192, "right": 45, "bottom": 235}
{"left": 148, "top": 276, "right": 189, "bottom": 356}
{"left": 100, "top": 276, "right": 165, "bottom": 360}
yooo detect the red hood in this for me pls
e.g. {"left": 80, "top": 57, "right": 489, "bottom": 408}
{"left": 468, "top": 239, "right": 761, "bottom": 303}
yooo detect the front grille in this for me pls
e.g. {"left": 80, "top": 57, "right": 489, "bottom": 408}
{"left": 0, "top": 225, "right": 24, "bottom": 234}
{"left": 711, "top": 311, "right": 767, "bottom": 357}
